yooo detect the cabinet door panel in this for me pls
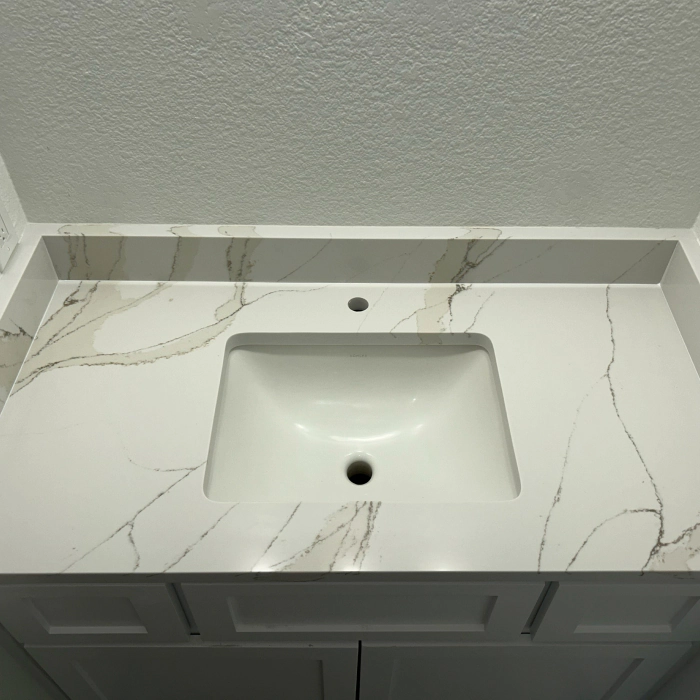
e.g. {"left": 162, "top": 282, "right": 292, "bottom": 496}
{"left": 653, "top": 650, "right": 700, "bottom": 700}
{"left": 0, "top": 584, "right": 188, "bottom": 644}
{"left": 360, "top": 643, "right": 689, "bottom": 700}
{"left": 182, "top": 582, "right": 543, "bottom": 641}
{"left": 533, "top": 583, "right": 700, "bottom": 642}
{"left": 29, "top": 644, "right": 357, "bottom": 700}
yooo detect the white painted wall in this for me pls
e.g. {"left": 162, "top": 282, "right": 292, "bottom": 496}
{"left": 0, "top": 0, "right": 699, "bottom": 227}
{"left": 692, "top": 211, "right": 700, "bottom": 243}
{"left": 0, "top": 153, "right": 25, "bottom": 269}
{"left": 0, "top": 154, "right": 25, "bottom": 237}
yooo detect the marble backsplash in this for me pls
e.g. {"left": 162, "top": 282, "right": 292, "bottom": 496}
{"left": 43, "top": 225, "right": 676, "bottom": 284}
{"left": 0, "top": 225, "right": 695, "bottom": 419}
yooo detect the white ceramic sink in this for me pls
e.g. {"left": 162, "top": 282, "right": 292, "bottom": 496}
{"left": 204, "top": 334, "right": 520, "bottom": 503}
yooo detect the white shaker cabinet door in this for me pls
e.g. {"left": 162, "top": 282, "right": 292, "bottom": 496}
{"left": 359, "top": 642, "right": 690, "bottom": 700}
{"left": 30, "top": 643, "right": 358, "bottom": 700}
{"left": 0, "top": 584, "right": 188, "bottom": 645}
{"left": 532, "top": 583, "right": 700, "bottom": 643}
{"left": 182, "top": 581, "right": 544, "bottom": 642}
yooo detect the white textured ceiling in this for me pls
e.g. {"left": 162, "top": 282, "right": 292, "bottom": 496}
{"left": 0, "top": 0, "right": 699, "bottom": 226}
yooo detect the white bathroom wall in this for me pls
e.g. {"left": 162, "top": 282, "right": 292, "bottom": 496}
{"left": 0, "top": 152, "right": 25, "bottom": 238}
{"left": 692, "top": 210, "right": 700, "bottom": 243}
{"left": 0, "top": 0, "right": 699, "bottom": 227}
{"left": 0, "top": 152, "right": 25, "bottom": 269}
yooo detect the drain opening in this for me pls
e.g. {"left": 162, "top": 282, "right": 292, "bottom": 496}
{"left": 347, "top": 461, "right": 373, "bottom": 485}
{"left": 348, "top": 297, "right": 369, "bottom": 312}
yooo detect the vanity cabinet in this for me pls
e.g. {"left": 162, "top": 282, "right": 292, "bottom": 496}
{"left": 181, "top": 581, "right": 544, "bottom": 641}
{"left": 28, "top": 643, "right": 358, "bottom": 700}
{"left": 21, "top": 639, "right": 692, "bottom": 700}
{"left": 0, "top": 584, "right": 188, "bottom": 645}
{"left": 358, "top": 642, "right": 690, "bottom": 700}
{"left": 532, "top": 583, "right": 700, "bottom": 643}
{"left": 2, "top": 580, "right": 699, "bottom": 699}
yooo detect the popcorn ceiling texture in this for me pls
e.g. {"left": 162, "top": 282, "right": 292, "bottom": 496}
{"left": 0, "top": 0, "right": 699, "bottom": 226}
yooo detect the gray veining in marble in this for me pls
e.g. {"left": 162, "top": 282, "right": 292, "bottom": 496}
{"left": 42, "top": 225, "right": 676, "bottom": 284}
{"left": 2, "top": 225, "right": 700, "bottom": 577}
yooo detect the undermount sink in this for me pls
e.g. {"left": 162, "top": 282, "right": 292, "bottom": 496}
{"left": 204, "top": 334, "right": 520, "bottom": 503}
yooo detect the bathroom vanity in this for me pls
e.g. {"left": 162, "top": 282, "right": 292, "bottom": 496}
{"left": 1, "top": 224, "right": 700, "bottom": 699}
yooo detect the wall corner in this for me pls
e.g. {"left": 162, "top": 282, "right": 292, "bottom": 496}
{"left": 0, "top": 152, "right": 27, "bottom": 271}
{"left": 691, "top": 208, "right": 700, "bottom": 245}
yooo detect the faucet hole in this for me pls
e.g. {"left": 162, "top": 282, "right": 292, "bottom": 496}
{"left": 346, "top": 460, "right": 373, "bottom": 485}
{"left": 348, "top": 297, "right": 369, "bottom": 312}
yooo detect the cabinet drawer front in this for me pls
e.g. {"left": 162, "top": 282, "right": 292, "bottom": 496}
{"left": 533, "top": 583, "right": 700, "bottom": 642}
{"left": 359, "top": 642, "right": 690, "bottom": 700}
{"left": 29, "top": 643, "right": 358, "bottom": 700}
{"left": 0, "top": 584, "right": 188, "bottom": 644}
{"left": 182, "top": 582, "right": 544, "bottom": 641}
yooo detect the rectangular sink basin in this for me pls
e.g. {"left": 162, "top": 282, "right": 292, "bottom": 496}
{"left": 204, "top": 334, "right": 520, "bottom": 503}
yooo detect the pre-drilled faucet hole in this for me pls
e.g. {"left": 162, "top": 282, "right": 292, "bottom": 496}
{"left": 347, "top": 460, "right": 373, "bottom": 485}
{"left": 348, "top": 297, "right": 369, "bottom": 312}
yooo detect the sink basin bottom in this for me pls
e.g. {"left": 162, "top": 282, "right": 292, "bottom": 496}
{"left": 205, "top": 335, "right": 520, "bottom": 503}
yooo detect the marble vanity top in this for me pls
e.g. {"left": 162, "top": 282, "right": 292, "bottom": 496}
{"left": 2, "top": 224, "right": 700, "bottom": 577}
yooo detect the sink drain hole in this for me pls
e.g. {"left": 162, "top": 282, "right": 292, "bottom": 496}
{"left": 348, "top": 297, "right": 369, "bottom": 312}
{"left": 347, "top": 460, "right": 373, "bottom": 485}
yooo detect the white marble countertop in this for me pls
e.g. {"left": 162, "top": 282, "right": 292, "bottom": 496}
{"left": 2, "top": 225, "right": 700, "bottom": 576}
